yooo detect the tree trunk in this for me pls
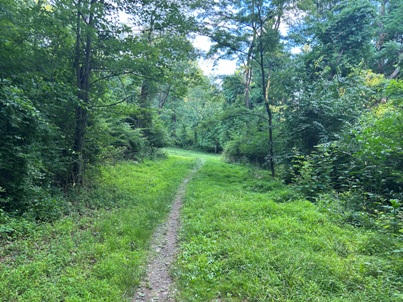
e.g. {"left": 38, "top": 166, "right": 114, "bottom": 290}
{"left": 377, "top": 0, "right": 388, "bottom": 50}
{"left": 158, "top": 85, "right": 171, "bottom": 113}
{"left": 72, "top": 0, "right": 96, "bottom": 185}
{"left": 258, "top": 28, "right": 275, "bottom": 177}
{"left": 243, "top": 0, "right": 258, "bottom": 109}
{"left": 375, "top": 0, "right": 389, "bottom": 74}
{"left": 389, "top": 66, "right": 401, "bottom": 79}
{"left": 244, "top": 64, "right": 252, "bottom": 109}
{"left": 244, "top": 35, "right": 255, "bottom": 109}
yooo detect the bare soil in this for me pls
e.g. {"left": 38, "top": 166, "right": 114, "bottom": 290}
{"left": 133, "top": 161, "right": 203, "bottom": 302}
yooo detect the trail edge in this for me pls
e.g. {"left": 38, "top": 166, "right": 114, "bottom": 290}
{"left": 133, "top": 158, "right": 204, "bottom": 302}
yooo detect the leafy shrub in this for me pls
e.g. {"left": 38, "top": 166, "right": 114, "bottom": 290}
{"left": 316, "top": 192, "right": 376, "bottom": 228}
{"left": 291, "top": 80, "right": 403, "bottom": 232}
{"left": 290, "top": 147, "right": 334, "bottom": 200}
{"left": 282, "top": 72, "right": 372, "bottom": 155}
{"left": 125, "top": 109, "right": 168, "bottom": 149}
{"left": 110, "top": 122, "right": 148, "bottom": 160}
{"left": 87, "top": 114, "right": 167, "bottom": 164}
{"left": 352, "top": 104, "right": 403, "bottom": 200}
{"left": 144, "top": 118, "right": 168, "bottom": 148}
{"left": 375, "top": 199, "right": 403, "bottom": 234}
{"left": 0, "top": 83, "right": 46, "bottom": 212}
{"left": 0, "top": 81, "right": 71, "bottom": 215}
{"left": 223, "top": 132, "right": 268, "bottom": 165}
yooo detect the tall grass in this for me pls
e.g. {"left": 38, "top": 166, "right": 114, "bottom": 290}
{"left": 0, "top": 156, "right": 195, "bottom": 301}
{"left": 3, "top": 148, "right": 402, "bottom": 301}
{"left": 174, "top": 160, "right": 403, "bottom": 301}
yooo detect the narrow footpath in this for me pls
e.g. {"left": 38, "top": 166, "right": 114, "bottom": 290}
{"left": 133, "top": 160, "right": 203, "bottom": 302}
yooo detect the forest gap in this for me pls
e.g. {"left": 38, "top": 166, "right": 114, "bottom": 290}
{"left": 0, "top": 0, "right": 402, "bottom": 301}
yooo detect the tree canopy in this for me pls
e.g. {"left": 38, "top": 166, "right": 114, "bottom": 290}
{"left": 0, "top": 0, "right": 402, "bottom": 222}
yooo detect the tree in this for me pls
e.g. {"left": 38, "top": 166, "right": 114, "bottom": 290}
{"left": 0, "top": 0, "right": 77, "bottom": 208}
{"left": 63, "top": 0, "right": 198, "bottom": 184}
{"left": 160, "top": 74, "right": 224, "bottom": 150}
{"left": 202, "top": 0, "right": 299, "bottom": 176}
{"left": 295, "top": 0, "right": 375, "bottom": 80}
{"left": 278, "top": 0, "right": 377, "bottom": 159}
{"left": 373, "top": 0, "right": 403, "bottom": 79}
{"left": 0, "top": 0, "right": 200, "bottom": 213}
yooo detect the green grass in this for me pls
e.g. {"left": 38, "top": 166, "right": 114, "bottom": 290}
{"left": 163, "top": 147, "right": 222, "bottom": 162}
{"left": 174, "top": 160, "right": 403, "bottom": 301}
{"left": 0, "top": 155, "right": 195, "bottom": 302}
{"left": 2, "top": 149, "right": 402, "bottom": 301}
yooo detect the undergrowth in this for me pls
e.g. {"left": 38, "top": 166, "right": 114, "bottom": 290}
{"left": 2, "top": 148, "right": 402, "bottom": 301}
{"left": 174, "top": 160, "right": 403, "bottom": 301}
{"left": 0, "top": 155, "right": 195, "bottom": 301}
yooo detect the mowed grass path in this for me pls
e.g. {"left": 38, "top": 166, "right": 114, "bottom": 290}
{"left": 172, "top": 151, "right": 403, "bottom": 301}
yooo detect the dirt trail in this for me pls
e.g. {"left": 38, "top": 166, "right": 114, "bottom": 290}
{"left": 133, "top": 160, "right": 203, "bottom": 302}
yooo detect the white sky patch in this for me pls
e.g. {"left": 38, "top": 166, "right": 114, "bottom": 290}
{"left": 193, "top": 35, "right": 211, "bottom": 52}
{"left": 214, "top": 59, "right": 237, "bottom": 75}
{"left": 198, "top": 57, "right": 238, "bottom": 76}
{"left": 192, "top": 35, "right": 238, "bottom": 76}
{"left": 291, "top": 47, "right": 302, "bottom": 54}
{"left": 119, "top": 11, "right": 131, "bottom": 24}
{"left": 279, "top": 22, "right": 288, "bottom": 36}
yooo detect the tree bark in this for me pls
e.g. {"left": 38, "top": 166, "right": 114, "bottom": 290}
{"left": 376, "top": 0, "right": 389, "bottom": 74}
{"left": 158, "top": 85, "right": 171, "bottom": 112}
{"left": 258, "top": 20, "right": 275, "bottom": 177}
{"left": 72, "top": 0, "right": 96, "bottom": 185}
{"left": 388, "top": 66, "right": 401, "bottom": 79}
{"left": 244, "top": 64, "right": 252, "bottom": 109}
{"left": 244, "top": 34, "right": 256, "bottom": 109}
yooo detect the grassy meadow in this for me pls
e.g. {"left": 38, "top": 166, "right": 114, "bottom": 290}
{"left": 1, "top": 148, "right": 402, "bottom": 301}
{"left": 173, "top": 158, "right": 403, "bottom": 301}
{"left": 0, "top": 155, "right": 195, "bottom": 301}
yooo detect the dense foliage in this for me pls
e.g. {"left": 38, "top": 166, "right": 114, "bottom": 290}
{"left": 159, "top": 0, "right": 403, "bottom": 232}
{"left": 1, "top": 0, "right": 402, "bottom": 240}
{"left": 0, "top": 0, "right": 198, "bottom": 215}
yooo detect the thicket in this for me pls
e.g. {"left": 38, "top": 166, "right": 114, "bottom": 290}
{"left": 0, "top": 0, "right": 198, "bottom": 219}
{"left": 290, "top": 79, "right": 403, "bottom": 231}
{"left": 1, "top": 0, "right": 402, "bottom": 236}
{"left": 159, "top": 0, "right": 403, "bottom": 234}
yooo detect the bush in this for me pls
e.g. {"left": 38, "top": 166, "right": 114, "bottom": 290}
{"left": 86, "top": 113, "right": 168, "bottom": 164}
{"left": 223, "top": 132, "right": 268, "bottom": 165}
{"left": 0, "top": 83, "right": 47, "bottom": 212}
{"left": 290, "top": 81, "right": 403, "bottom": 233}
{"left": 290, "top": 147, "right": 334, "bottom": 200}
{"left": 316, "top": 192, "right": 376, "bottom": 229}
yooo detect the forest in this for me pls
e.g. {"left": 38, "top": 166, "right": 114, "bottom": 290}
{"left": 0, "top": 0, "right": 402, "bottom": 301}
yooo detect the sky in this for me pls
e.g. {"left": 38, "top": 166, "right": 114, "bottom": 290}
{"left": 119, "top": 11, "right": 298, "bottom": 77}
{"left": 193, "top": 22, "right": 297, "bottom": 77}
{"left": 192, "top": 36, "right": 238, "bottom": 77}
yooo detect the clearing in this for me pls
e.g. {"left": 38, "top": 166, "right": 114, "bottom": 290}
{"left": 1, "top": 148, "right": 402, "bottom": 301}
{"left": 140, "top": 149, "right": 403, "bottom": 301}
